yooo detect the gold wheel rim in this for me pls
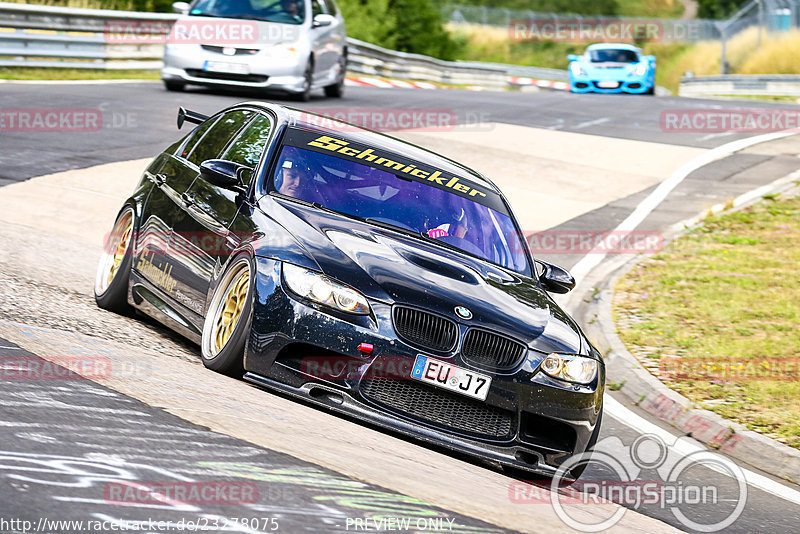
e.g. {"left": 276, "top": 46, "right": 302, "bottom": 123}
{"left": 107, "top": 218, "right": 133, "bottom": 287}
{"left": 212, "top": 268, "right": 250, "bottom": 353}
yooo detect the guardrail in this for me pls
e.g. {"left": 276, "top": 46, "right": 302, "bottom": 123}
{"left": 679, "top": 74, "right": 800, "bottom": 97}
{"left": 0, "top": 2, "right": 567, "bottom": 87}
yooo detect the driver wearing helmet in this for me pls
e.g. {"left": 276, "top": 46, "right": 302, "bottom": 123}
{"left": 275, "top": 153, "right": 323, "bottom": 204}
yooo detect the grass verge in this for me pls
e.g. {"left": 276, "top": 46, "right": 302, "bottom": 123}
{"left": 0, "top": 68, "right": 160, "bottom": 81}
{"left": 613, "top": 191, "right": 800, "bottom": 449}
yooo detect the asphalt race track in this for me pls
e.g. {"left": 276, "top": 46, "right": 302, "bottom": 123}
{"left": 1, "top": 81, "right": 800, "bottom": 533}
{"left": 2, "top": 81, "right": 799, "bottom": 185}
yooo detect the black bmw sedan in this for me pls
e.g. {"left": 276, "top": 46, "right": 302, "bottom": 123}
{"left": 94, "top": 102, "right": 605, "bottom": 479}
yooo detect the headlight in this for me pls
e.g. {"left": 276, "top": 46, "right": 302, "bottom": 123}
{"left": 282, "top": 263, "right": 370, "bottom": 315}
{"left": 269, "top": 42, "right": 299, "bottom": 57}
{"left": 570, "top": 63, "right": 587, "bottom": 76}
{"left": 540, "top": 353, "right": 598, "bottom": 384}
{"left": 632, "top": 63, "right": 647, "bottom": 76}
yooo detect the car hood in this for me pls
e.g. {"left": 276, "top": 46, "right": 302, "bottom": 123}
{"left": 265, "top": 198, "right": 583, "bottom": 354}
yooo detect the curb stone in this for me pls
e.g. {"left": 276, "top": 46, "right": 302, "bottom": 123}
{"left": 568, "top": 170, "right": 800, "bottom": 485}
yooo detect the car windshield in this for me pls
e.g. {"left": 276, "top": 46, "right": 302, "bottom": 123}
{"left": 271, "top": 133, "right": 531, "bottom": 275}
{"left": 190, "top": 0, "right": 306, "bottom": 25}
{"left": 589, "top": 49, "right": 639, "bottom": 63}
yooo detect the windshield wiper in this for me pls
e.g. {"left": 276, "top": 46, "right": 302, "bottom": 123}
{"left": 364, "top": 218, "right": 421, "bottom": 238}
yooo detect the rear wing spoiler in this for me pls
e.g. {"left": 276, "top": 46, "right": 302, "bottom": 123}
{"left": 177, "top": 107, "right": 210, "bottom": 129}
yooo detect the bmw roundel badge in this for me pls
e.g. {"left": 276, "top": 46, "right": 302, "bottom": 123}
{"left": 454, "top": 306, "right": 473, "bottom": 320}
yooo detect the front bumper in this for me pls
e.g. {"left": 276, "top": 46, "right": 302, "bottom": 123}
{"left": 569, "top": 74, "right": 651, "bottom": 94}
{"left": 161, "top": 45, "right": 307, "bottom": 92}
{"left": 243, "top": 258, "right": 604, "bottom": 477}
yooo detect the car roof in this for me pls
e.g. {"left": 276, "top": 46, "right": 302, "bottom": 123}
{"left": 585, "top": 43, "right": 641, "bottom": 52}
{"left": 232, "top": 102, "right": 500, "bottom": 193}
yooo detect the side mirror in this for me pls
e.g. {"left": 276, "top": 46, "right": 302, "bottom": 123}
{"left": 313, "top": 14, "right": 335, "bottom": 28}
{"left": 567, "top": 54, "right": 579, "bottom": 62}
{"left": 537, "top": 261, "right": 575, "bottom": 294}
{"left": 199, "top": 160, "right": 250, "bottom": 192}
{"left": 172, "top": 2, "right": 190, "bottom": 14}
{"left": 645, "top": 55, "right": 656, "bottom": 62}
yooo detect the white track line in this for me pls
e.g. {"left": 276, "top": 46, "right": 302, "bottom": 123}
{"left": 569, "top": 129, "right": 798, "bottom": 284}
{"left": 605, "top": 395, "right": 800, "bottom": 505}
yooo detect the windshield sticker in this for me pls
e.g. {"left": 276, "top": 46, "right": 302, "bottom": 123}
{"left": 283, "top": 128, "right": 503, "bottom": 211}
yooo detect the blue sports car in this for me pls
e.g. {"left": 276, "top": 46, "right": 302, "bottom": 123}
{"left": 568, "top": 43, "right": 656, "bottom": 94}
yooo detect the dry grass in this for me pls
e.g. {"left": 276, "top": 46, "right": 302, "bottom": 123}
{"left": 739, "top": 29, "right": 800, "bottom": 74}
{"left": 0, "top": 67, "right": 159, "bottom": 80}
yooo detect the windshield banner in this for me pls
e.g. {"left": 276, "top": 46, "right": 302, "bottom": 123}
{"left": 282, "top": 128, "right": 505, "bottom": 212}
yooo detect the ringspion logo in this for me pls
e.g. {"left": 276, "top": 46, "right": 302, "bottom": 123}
{"left": 510, "top": 434, "right": 748, "bottom": 532}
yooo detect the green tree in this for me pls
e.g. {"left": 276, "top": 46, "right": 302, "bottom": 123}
{"left": 337, "top": 0, "right": 398, "bottom": 49}
{"left": 696, "top": 0, "right": 750, "bottom": 19}
{"left": 387, "top": 0, "right": 460, "bottom": 59}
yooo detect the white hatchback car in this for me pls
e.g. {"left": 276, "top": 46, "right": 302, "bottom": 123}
{"left": 162, "top": 0, "right": 347, "bottom": 100}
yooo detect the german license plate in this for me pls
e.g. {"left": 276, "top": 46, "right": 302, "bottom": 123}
{"left": 203, "top": 61, "right": 250, "bottom": 75}
{"left": 410, "top": 354, "right": 491, "bottom": 401}
{"left": 597, "top": 81, "right": 619, "bottom": 88}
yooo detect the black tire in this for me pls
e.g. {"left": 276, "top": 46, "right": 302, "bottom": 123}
{"left": 324, "top": 54, "right": 346, "bottom": 98}
{"left": 646, "top": 70, "right": 656, "bottom": 95}
{"left": 94, "top": 207, "right": 135, "bottom": 315}
{"left": 164, "top": 81, "right": 185, "bottom": 92}
{"left": 294, "top": 61, "right": 313, "bottom": 102}
{"left": 200, "top": 255, "right": 254, "bottom": 376}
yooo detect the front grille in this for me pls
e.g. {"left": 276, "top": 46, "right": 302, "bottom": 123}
{"left": 393, "top": 306, "right": 457, "bottom": 353}
{"left": 461, "top": 329, "right": 526, "bottom": 370}
{"left": 185, "top": 69, "right": 268, "bottom": 83}
{"left": 360, "top": 378, "right": 514, "bottom": 439}
{"left": 201, "top": 45, "right": 259, "bottom": 55}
